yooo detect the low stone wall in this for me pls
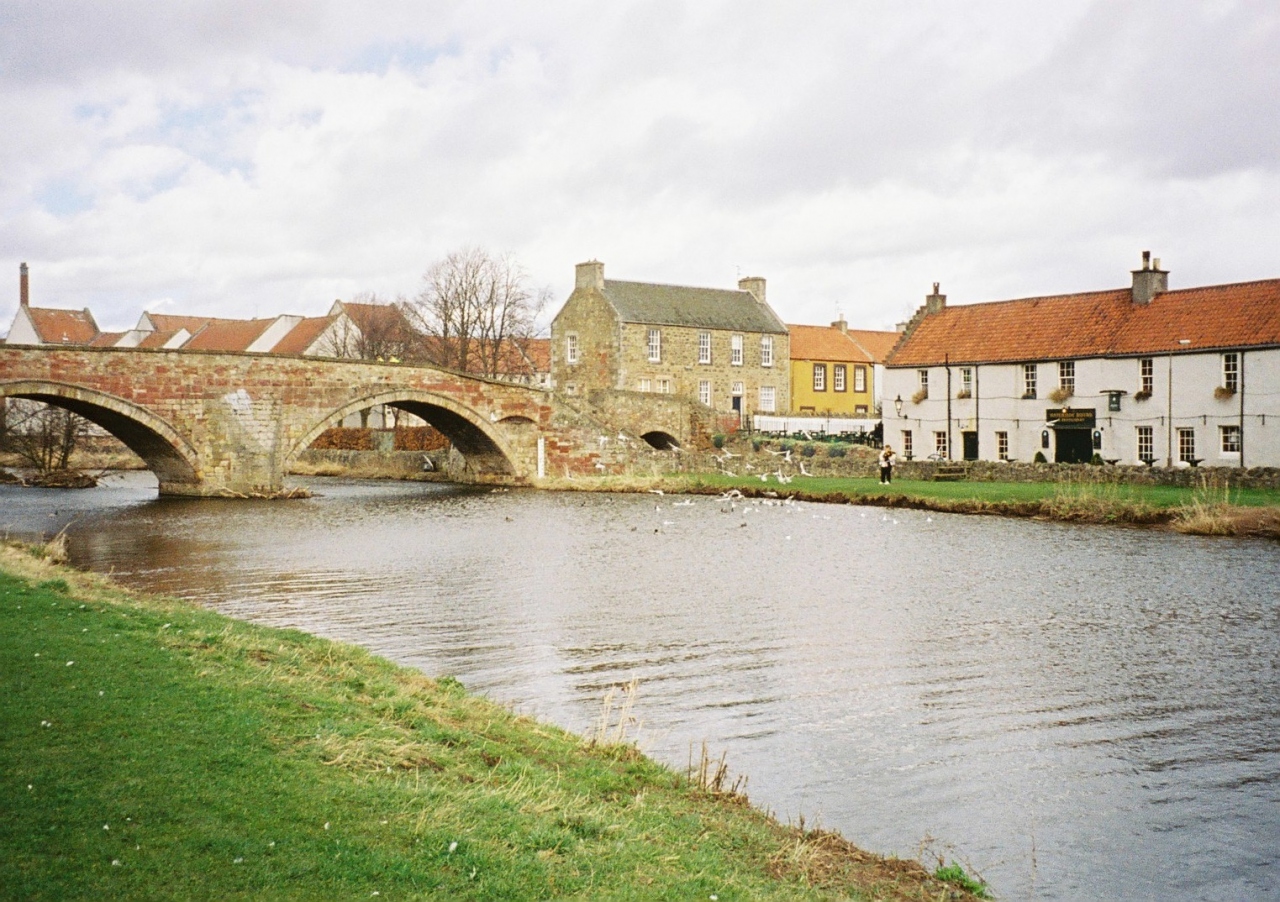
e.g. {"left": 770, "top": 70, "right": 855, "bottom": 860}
{"left": 292, "top": 449, "right": 441, "bottom": 477}
{"left": 897, "top": 459, "right": 1280, "bottom": 489}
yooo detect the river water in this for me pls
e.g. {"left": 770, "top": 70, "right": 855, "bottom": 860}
{"left": 2, "top": 472, "right": 1277, "bottom": 900}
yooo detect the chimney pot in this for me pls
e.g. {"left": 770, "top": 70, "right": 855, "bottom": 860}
{"left": 925, "top": 282, "right": 946, "bottom": 315}
{"left": 575, "top": 260, "right": 605, "bottom": 291}
{"left": 1131, "top": 252, "right": 1168, "bottom": 305}
{"left": 738, "top": 276, "right": 766, "bottom": 304}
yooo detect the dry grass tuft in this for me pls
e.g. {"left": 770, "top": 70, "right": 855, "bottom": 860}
{"left": 688, "top": 741, "right": 748, "bottom": 800}
{"left": 588, "top": 678, "right": 641, "bottom": 747}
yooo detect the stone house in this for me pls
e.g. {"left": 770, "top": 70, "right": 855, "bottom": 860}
{"left": 883, "top": 253, "right": 1280, "bottom": 467}
{"left": 551, "top": 260, "right": 790, "bottom": 421}
{"left": 788, "top": 320, "right": 876, "bottom": 416}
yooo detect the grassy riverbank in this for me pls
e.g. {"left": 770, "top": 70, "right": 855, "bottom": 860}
{"left": 545, "top": 473, "right": 1280, "bottom": 538}
{"left": 0, "top": 543, "right": 985, "bottom": 901}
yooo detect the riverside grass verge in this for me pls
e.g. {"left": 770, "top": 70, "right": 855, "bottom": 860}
{"left": 542, "top": 472, "right": 1280, "bottom": 538}
{"left": 0, "top": 543, "right": 985, "bottom": 902}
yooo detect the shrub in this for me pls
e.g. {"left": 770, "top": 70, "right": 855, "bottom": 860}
{"left": 1091, "top": 452, "right": 1104, "bottom": 465}
{"left": 712, "top": 433, "right": 726, "bottom": 449}
{"left": 800, "top": 443, "right": 817, "bottom": 458}
{"left": 781, "top": 440, "right": 795, "bottom": 452}
{"left": 955, "top": 389, "right": 972, "bottom": 399}
{"left": 827, "top": 444, "right": 848, "bottom": 458}
{"left": 751, "top": 439, "right": 762, "bottom": 452}
{"left": 1033, "top": 451, "right": 1048, "bottom": 464}
{"left": 1134, "top": 389, "right": 1152, "bottom": 402}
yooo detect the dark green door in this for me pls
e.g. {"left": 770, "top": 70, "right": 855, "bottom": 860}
{"left": 962, "top": 431, "right": 979, "bottom": 460}
{"left": 1054, "top": 429, "right": 1093, "bottom": 463}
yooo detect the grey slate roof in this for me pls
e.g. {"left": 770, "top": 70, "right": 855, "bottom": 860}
{"left": 601, "top": 280, "right": 788, "bottom": 334}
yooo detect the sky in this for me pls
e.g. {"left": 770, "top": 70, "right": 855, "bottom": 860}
{"left": 2, "top": 1, "right": 1278, "bottom": 336}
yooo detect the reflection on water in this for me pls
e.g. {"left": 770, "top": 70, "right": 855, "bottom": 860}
{"left": 3, "top": 471, "right": 1279, "bottom": 900}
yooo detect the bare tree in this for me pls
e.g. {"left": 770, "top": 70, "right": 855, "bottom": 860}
{"left": 1, "top": 400, "right": 90, "bottom": 475}
{"left": 407, "top": 248, "right": 548, "bottom": 378}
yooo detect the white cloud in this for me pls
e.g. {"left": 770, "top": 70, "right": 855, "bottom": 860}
{"left": 1, "top": 1, "right": 1278, "bottom": 336}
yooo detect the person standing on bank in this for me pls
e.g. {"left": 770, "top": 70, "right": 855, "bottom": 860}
{"left": 879, "top": 445, "right": 896, "bottom": 485}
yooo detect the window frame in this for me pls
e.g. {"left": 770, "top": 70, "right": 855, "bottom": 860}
{"left": 565, "top": 332, "right": 579, "bottom": 365}
{"left": 853, "top": 365, "right": 865, "bottom": 393}
{"left": 638, "top": 378, "right": 651, "bottom": 393}
{"left": 1137, "top": 425, "right": 1154, "bottom": 463}
{"left": 1178, "top": 427, "right": 1196, "bottom": 463}
{"left": 656, "top": 377, "right": 671, "bottom": 394}
{"left": 996, "top": 430, "right": 1009, "bottom": 461}
{"left": 1023, "top": 363, "right": 1038, "bottom": 399}
{"left": 1140, "top": 358, "right": 1154, "bottom": 394}
{"left": 918, "top": 369, "right": 929, "bottom": 398}
{"left": 758, "top": 385, "right": 776, "bottom": 412}
{"left": 833, "top": 364, "right": 847, "bottom": 392}
{"left": 933, "top": 430, "right": 949, "bottom": 459}
{"left": 1223, "top": 352, "right": 1239, "bottom": 392}
{"left": 697, "top": 332, "right": 712, "bottom": 364}
{"left": 647, "top": 328, "right": 662, "bottom": 363}
{"left": 1059, "top": 360, "right": 1075, "bottom": 394}
{"left": 901, "top": 430, "right": 913, "bottom": 459}
{"left": 1220, "top": 424, "right": 1241, "bottom": 455}
{"left": 813, "top": 363, "right": 827, "bottom": 392}
{"left": 760, "top": 335, "right": 774, "bottom": 367}
{"left": 731, "top": 334, "right": 743, "bottom": 366}
{"left": 698, "top": 379, "right": 711, "bottom": 406}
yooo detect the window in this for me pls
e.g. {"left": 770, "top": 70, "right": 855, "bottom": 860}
{"left": 698, "top": 380, "right": 711, "bottom": 406}
{"left": 1221, "top": 424, "right": 1241, "bottom": 454}
{"left": 731, "top": 334, "right": 743, "bottom": 366}
{"left": 638, "top": 378, "right": 651, "bottom": 393}
{"left": 1059, "top": 360, "right": 1075, "bottom": 394}
{"left": 918, "top": 369, "right": 929, "bottom": 398}
{"left": 854, "top": 365, "right": 866, "bottom": 393}
{"left": 758, "top": 385, "right": 776, "bottom": 412}
{"left": 656, "top": 377, "right": 671, "bottom": 394}
{"left": 813, "top": 364, "right": 827, "bottom": 392}
{"left": 1023, "top": 363, "right": 1037, "bottom": 398}
{"left": 960, "top": 367, "right": 973, "bottom": 395}
{"left": 1178, "top": 428, "right": 1196, "bottom": 463}
{"left": 731, "top": 381, "right": 744, "bottom": 397}
{"left": 934, "top": 431, "right": 949, "bottom": 459}
{"left": 760, "top": 335, "right": 774, "bottom": 367}
{"left": 1223, "top": 352, "right": 1239, "bottom": 392}
{"left": 901, "top": 430, "right": 913, "bottom": 459}
{"left": 698, "top": 332, "right": 711, "bottom": 364}
{"left": 855, "top": 404, "right": 868, "bottom": 415}
{"left": 1140, "top": 358, "right": 1154, "bottom": 394}
{"left": 647, "top": 328, "right": 662, "bottom": 363}
{"left": 565, "top": 333, "right": 579, "bottom": 365}
{"left": 996, "top": 431, "right": 1009, "bottom": 460}
{"left": 1137, "top": 425, "right": 1154, "bottom": 463}
{"left": 834, "top": 364, "right": 847, "bottom": 392}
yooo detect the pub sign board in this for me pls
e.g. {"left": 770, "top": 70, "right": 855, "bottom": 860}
{"left": 1046, "top": 407, "right": 1097, "bottom": 428}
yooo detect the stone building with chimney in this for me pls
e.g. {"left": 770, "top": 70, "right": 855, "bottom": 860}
{"left": 882, "top": 252, "right": 1280, "bottom": 467}
{"left": 551, "top": 261, "right": 790, "bottom": 425}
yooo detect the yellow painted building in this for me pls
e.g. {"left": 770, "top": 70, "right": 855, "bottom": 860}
{"left": 788, "top": 321, "right": 876, "bottom": 415}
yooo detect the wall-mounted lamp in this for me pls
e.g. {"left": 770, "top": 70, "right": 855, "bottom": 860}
{"left": 894, "top": 395, "right": 904, "bottom": 418}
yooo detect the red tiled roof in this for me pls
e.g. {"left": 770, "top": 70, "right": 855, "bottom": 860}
{"left": 520, "top": 338, "right": 550, "bottom": 372}
{"left": 88, "top": 331, "right": 123, "bottom": 347}
{"left": 27, "top": 307, "right": 99, "bottom": 344}
{"left": 787, "top": 324, "right": 873, "bottom": 363}
{"left": 272, "top": 316, "right": 335, "bottom": 355}
{"left": 143, "top": 313, "right": 221, "bottom": 333}
{"left": 183, "top": 318, "right": 276, "bottom": 352}
{"left": 846, "top": 329, "right": 900, "bottom": 363}
{"left": 419, "top": 335, "right": 550, "bottom": 376}
{"left": 136, "top": 329, "right": 182, "bottom": 349}
{"left": 338, "top": 301, "right": 413, "bottom": 336}
{"left": 888, "top": 279, "right": 1280, "bottom": 366}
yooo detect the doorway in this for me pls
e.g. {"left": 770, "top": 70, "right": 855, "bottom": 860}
{"left": 962, "top": 431, "right": 979, "bottom": 461}
{"left": 1054, "top": 429, "right": 1093, "bottom": 464}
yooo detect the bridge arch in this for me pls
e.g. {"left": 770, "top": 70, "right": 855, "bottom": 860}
{"left": 288, "top": 389, "right": 522, "bottom": 477}
{"left": 640, "top": 430, "right": 682, "bottom": 450}
{"left": 0, "top": 380, "right": 201, "bottom": 490}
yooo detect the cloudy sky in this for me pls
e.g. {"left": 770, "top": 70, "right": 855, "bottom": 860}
{"left": 2, "top": 1, "right": 1277, "bottom": 336}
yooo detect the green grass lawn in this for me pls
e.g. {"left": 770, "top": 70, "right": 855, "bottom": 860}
{"left": 0, "top": 545, "right": 978, "bottom": 901}
{"left": 674, "top": 472, "right": 1280, "bottom": 510}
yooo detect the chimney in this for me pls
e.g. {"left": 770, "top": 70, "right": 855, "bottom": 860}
{"left": 20, "top": 262, "right": 29, "bottom": 307}
{"left": 575, "top": 259, "right": 605, "bottom": 291}
{"left": 1130, "top": 250, "right": 1168, "bottom": 305}
{"left": 925, "top": 281, "right": 946, "bottom": 315}
{"left": 738, "top": 276, "right": 766, "bottom": 304}
{"left": 831, "top": 315, "right": 848, "bottom": 334}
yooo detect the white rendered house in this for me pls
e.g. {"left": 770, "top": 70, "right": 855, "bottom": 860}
{"left": 882, "top": 254, "right": 1280, "bottom": 468}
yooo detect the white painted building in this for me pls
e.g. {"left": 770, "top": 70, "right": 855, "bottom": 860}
{"left": 882, "top": 254, "right": 1280, "bottom": 468}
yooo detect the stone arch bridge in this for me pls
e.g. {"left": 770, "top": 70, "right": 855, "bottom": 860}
{"left": 0, "top": 346, "right": 693, "bottom": 496}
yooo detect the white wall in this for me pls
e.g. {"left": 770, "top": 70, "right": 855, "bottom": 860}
{"left": 883, "top": 348, "right": 1280, "bottom": 467}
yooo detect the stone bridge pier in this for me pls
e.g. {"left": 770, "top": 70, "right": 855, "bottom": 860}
{"left": 0, "top": 347, "right": 631, "bottom": 496}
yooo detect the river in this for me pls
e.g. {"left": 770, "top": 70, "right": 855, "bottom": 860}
{"left": 2, "top": 472, "right": 1277, "bottom": 900}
